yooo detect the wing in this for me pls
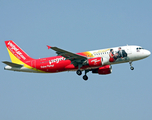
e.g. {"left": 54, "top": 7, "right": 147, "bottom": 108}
{"left": 2, "top": 61, "right": 23, "bottom": 67}
{"left": 47, "top": 46, "right": 87, "bottom": 66}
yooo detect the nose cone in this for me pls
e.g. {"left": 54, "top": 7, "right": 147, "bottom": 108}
{"left": 145, "top": 50, "right": 151, "bottom": 57}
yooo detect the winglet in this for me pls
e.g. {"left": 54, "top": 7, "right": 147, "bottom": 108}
{"left": 47, "top": 45, "right": 51, "bottom": 49}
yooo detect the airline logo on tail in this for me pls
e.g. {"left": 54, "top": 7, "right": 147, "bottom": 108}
{"left": 5, "top": 40, "right": 33, "bottom": 63}
{"left": 7, "top": 41, "right": 26, "bottom": 60}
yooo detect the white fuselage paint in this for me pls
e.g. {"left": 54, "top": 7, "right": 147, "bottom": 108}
{"left": 87, "top": 45, "right": 151, "bottom": 65}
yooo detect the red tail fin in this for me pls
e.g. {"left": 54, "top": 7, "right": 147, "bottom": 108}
{"left": 5, "top": 40, "right": 33, "bottom": 63}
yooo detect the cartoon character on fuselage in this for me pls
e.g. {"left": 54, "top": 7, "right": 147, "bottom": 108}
{"left": 2, "top": 40, "right": 151, "bottom": 80}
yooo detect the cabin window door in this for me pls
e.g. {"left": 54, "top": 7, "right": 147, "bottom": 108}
{"left": 31, "top": 60, "right": 36, "bottom": 68}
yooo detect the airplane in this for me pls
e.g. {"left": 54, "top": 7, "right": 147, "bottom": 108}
{"left": 2, "top": 40, "right": 151, "bottom": 80}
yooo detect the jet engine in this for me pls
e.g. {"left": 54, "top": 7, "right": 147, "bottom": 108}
{"left": 92, "top": 65, "right": 112, "bottom": 75}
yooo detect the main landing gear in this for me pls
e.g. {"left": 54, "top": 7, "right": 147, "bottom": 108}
{"left": 76, "top": 69, "right": 89, "bottom": 81}
{"left": 129, "top": 61, "right": 134, "bottom": 70}
{"left": 83, "top": 70, "right": 89, "bottom": 81}
{"left": 76, "top": 64, "right": 82, "bottom": 75}
{"left": 83, "top": 75, "right": 88, "bottom": 80}
{"left": 76, "top": 69, "right": 82, "bottom": 75}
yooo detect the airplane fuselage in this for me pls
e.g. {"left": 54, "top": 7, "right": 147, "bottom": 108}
{"left": 4, "top": 45, "right": 150, "bottom": 73}
{"left": 3, "top": 40, "right": 151, "bottom": 80}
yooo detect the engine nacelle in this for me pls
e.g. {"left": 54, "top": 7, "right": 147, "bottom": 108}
{"left": 87, "top": 57, "right": 102, "bottom": 67}
{"left": 92, "top": 65, "right": 112, "bottom": 75}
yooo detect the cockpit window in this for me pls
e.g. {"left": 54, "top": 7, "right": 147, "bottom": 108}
{"left": 136, "top": 47, "right": 144, "bottom": 50}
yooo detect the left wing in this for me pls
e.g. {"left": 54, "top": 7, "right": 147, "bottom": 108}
{"left": 47, "top": 46, "right": 87, "bottom": 66}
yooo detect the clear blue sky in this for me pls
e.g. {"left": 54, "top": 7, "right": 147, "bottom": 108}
{"left": 0, "top": 0, "right": 152, "bottom": 120}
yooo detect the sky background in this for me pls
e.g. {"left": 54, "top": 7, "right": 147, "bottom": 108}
{"left": 0, "top": 0, "right": 152, "bottom": 120}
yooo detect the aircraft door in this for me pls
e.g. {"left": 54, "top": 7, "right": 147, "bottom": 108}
{"left": 31, "top": 60, "right": 36, "bottom": 68}
{"left": 126, "top": 46, "right": 132, "bottom": 55}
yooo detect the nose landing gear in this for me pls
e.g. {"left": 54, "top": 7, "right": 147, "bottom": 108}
{"left": 130, "top": 66, "right": 134, "bottom": 70}
{"left": 129, "top": 61, "right": 134, "bottom": 70}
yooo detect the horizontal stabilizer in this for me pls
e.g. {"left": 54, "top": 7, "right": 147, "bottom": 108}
{"left": 2, "top": 61, "right": 23, "bottom": 67}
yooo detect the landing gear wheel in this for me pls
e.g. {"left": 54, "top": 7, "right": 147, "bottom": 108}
{"left": 129, "top": 61, "right": 134, "bottom": 71}
{"left": 76, "top": 70, "right": 82, "bottom": 75}
{"left": 83, "top": 75, "right": 88, "bottom": 81}
{"left": 130, "top": 67, "right": 134, "bottom": 70}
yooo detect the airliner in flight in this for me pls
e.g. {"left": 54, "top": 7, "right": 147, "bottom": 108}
{"left": 3, "top": 40, "right": 151, "bottom": 80}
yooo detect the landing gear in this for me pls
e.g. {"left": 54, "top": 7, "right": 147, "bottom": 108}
{"left": 76, "top": 64, "right": 82, "bottom": 75}
{"left": 82, "top": 70, "right": 89, "bottom": 81}
{"left": 76, "top": 64, "right": 89, "bottom": 80}
{"left": 83, "top": 75, "right": 88, "bottom": 80}
{"left": 130, "top": 66, "right": 134, "bottom": 70}
{"left": 129, "top": 61, "right": 134, "bottom": 70}
{"left": 76, "top": 69, "right": 82, "bottom": 75}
